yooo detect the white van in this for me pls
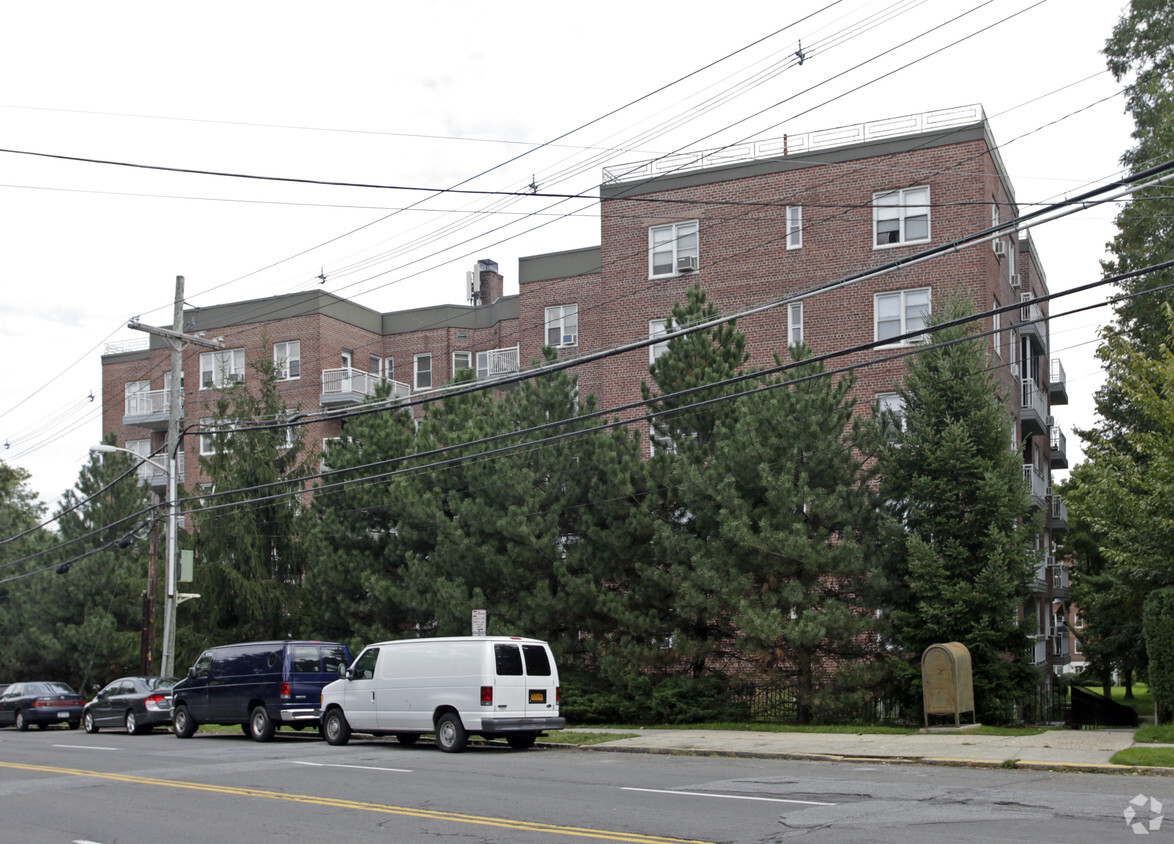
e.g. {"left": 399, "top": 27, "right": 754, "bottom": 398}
{"left": 319, "top": 636, "right": 565, "bottom": 752}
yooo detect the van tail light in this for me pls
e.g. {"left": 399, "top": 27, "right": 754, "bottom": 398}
{"left": 556, "top": 687, "right": 561, "bottom": 705}
{"left": 280, "top": 682, "right": 291, "bottom": 701}
{"left": 480, "top": 686, "right": 493, "bottom": 707}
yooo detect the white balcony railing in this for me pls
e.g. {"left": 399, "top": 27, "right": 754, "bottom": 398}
{"left": 321, "top": 368, "right": 411, "bottom": 401}
{"left": 477, "top": 345, "right": 520, "bottom": 379}
{"left": 1051, "top": 494, "right": 1068, "bottom": 524}
{"left": 1050, "top": 562, "right": 1069, "bottom": 591}
{"left": 1049, "top": 425, "right": 1066, "bottom": 456}
{"left": 125, "top": 389, "right": 178, "bottom": 417}
{"left": 1023, "top": 463, "right": 1047, "bottom": 502}
{"left": 1020, "top": 292, "right": 1043, "bottom": 326}
{"left": 1050, "top": 358, "right": 1066, "bottom": 391}
{"left": 1021, "top": 378, "right": 1047, "bottom": 416}
{"left": 1027, "top": 635, "right": 1047, "bottom": 665}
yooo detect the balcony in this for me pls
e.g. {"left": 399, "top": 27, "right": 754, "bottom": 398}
{"left": 320, "top": 368, "right": 411, "bottom": 407}
{"left": 1051, "top": 493, "right": 1069, "bottom": 533}
{"left": 1019, "top": 293, "right": 1047, "bottom": 349}
{"left": 1049, "top": 358, "right": 1068, "bottom": 405}
{"left": 1049, "top": 633, "right": 1071, "bottom": 667}
{"left": 135, "top": 458, "right": 184, "bottom": 492}
{"left": 1049, "top": 424, "right": 1068, "bottom": 469}
{"left": 124, "top": 389, "right": 182, "bottom": 431}
{"left": 1027, "top": 634, "right": 1047, "bottom": 666}
{"left": 1023, "top": 463, "right": 1047, "bottom": 510}
{"left": 1021, "top": 378, "right": 1048, "bottom": 438}
{"left": 477, "top": 345, "right": 520, "bottom": 379}
{"left": 1049, "top": 559, "right": 1070, "bottom": 599}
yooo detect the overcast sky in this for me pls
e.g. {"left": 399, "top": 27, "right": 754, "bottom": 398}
{"left": 0, "top": 0, "right": 1134, "bottom": 513}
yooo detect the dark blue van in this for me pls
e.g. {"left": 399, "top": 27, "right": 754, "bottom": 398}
{"left": 171, "top": 640, "right": 351, "bottom": 741}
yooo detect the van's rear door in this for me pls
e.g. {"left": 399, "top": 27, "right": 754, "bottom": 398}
{"left": 492, "top": 643, "right": 526, "bottom": 717}
{"left": 521, "top": 644, "right": 556, "bottom": 716}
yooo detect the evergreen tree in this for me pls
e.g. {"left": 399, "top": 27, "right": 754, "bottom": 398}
{"left": 186, "top": 357, "right": 312, "bottom": 658}
{"left": 0, "top": 461, "right": 54, "bottom": 680}
{"left": 878, "top": 302, "right": 1040, "bottom": 722}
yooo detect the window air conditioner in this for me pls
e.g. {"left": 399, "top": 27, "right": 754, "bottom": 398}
{"left": 993, "top": 240, "right": 1008, "bottom": 258}
{"left": 676, "top": 255, "right": 698, "bottom": 273}
{"left": 1010, "top": 273, "right": 1021, "bottom": 289}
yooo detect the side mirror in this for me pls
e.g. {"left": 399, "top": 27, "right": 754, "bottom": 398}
{"left": 338, "top": 663, "right": 348, "bottom": 679}
{"left": 188, "top": 667, "right": 196, "bottom": 680}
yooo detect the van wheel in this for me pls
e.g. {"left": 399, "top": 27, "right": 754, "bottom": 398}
{"left": 173, "top": 705, "right": 197, "bottom": 738}
{"left": 507, "top": 732, "right": 537, "bottom": 750}
{"left": 395, "top": 733, "right": 420, "bottom": 745}
{"left": 249, "top": 706, "right": 276, "bottom": 742}
{"left": 322, "top": 709, "right": 350, "bottom": 746}
{"left": 435, "top": 713, "right": 467, "bottom": 753}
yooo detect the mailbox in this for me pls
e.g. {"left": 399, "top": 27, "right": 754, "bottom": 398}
{"left": 921, "top": 642, "right": 975, "bottom": 728}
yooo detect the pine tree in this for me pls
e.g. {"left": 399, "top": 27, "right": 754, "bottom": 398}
{"left": 878, "top": 302, "right": 1040, "bottom": 722}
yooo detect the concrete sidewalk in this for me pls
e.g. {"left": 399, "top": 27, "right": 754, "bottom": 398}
{"left": 563, "top": 727, "right": 1173, "bottom": 774}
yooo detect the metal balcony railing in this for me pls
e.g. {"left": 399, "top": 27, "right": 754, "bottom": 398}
{"left": 1049, "top": 561, "right": 1069, "bottom": 592}
{"left": 1023, "top": 463, "right": 1047, "bottom": 505}
{"left": 477, "top": 345, "right": 520, "bottom": 379}
{"left": 321, "top": 368, "right": 411, "bottom": 401}
{"left": 1051, "top": 494, "right": 1068, "bottom": 525}
{"left": 125, "top": 389, "right": 178, "bottom": 417}
{"left": 1049, "top": 425, "right": 1066, "bottom": 457}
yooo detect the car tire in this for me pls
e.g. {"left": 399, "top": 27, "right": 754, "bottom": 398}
{"left": 125, "top": 711, "right": 140, "bottom": 735}
{"left": 249, "top": 706, "right": 275, "bottom": 742}
{"left": 396, "top": 733, "right": 420, "bottom": 746}
{"left": 435, "top": 713, "right": 467, "bottom": 753}
{"left": 322, "top": 709, "right": 350, "bottom": 746}
{"left": 15, "top": 711, "right": 28, "bottom": 732}
{"left": 83, "top": 711, "right": 99, "bottom": 734}
{"left": 506, "top": 732, "right": 537, "bottom": 750}
{"left": 173, "top": 705, "right": 197, "bottom": 738}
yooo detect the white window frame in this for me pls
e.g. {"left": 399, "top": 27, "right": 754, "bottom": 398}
{"left": 874, "top": 288, "right": 930, "bottom": 347}
{"left": 368, "top": 355, "right": 382, "bottom": 378}
{"left": 545, "top": 304, "right": 579, "bottom": 348}
{"left": 649, "top": 220, "right": 699, "bottom": 278}
{"left": 876, "top": 392, "right": 906, "bottom": 438}
{"left": 273, "top": 341, "right": 301, "bottom": 381}
{"left": 873, "top": 186, "right": 930, "bottom": 247}
{"left": 649, "top": 319, "right": 669, "bottom": 365}
{"left": 200, "top": 349, "right": 246, "bottom": 389}
{"left": 384, "top": 357, "right": 394, "bottom": 381}
{"left": 414, "top": 353, "right": 432, "bottom": 390}
{"left": 199, "top": 417, "right": 238, "bottom": 456}
{"left": 453, "top": 350, "right": 472, "bottom": 377}
{"left": 993, "top": 299, "right": 1002, "bottom": 358}
{"left": 788, "top": 302, "right": 803, "bottom": 346}
{"left": 786, "top": 205, "right": 802, "bottom": 250}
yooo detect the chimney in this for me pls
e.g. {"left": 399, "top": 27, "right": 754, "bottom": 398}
{"left": 471, "top": 258, "right": 503, "bottom": 306}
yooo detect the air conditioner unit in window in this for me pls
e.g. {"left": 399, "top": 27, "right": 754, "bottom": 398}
{"left": 676, "top": 255, "right": 698, "bottom": 273}
{"left": 1010, "top": 273, "right": 1021, "bottom": 289}
{"left": 993, "top": 240, "right": 1008, "bottom": 257}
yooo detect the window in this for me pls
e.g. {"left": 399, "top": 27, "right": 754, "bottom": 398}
{"left": 494, "top": 644, "right": 524, "bottom": 676}
{"left": 368, "top": 355, "right": 382, "bottom": 378}
{"left": 273, "top": 341, "right": 301, "bottom": 380}
{"left": 993, "top": 299, "right": 1001, "bottom": 357}
{"left": 453, "top": 351, "right": 472, "bottom": 376}
{"left": 649, "top": 319, "right": 669, "bottom": 364}
{"left": 649, "top": 220, "right": 699, "bottom": 277}
{"left": 873, "top": 186, "right": 930, "bottom": 247}
{"left": 291, "top": 646, "right": 321, "bottom": 673}
{"left": 788, "top": 302, "right": 803, "bottom": 346}
{"left": 545, "top": 304, "right": 578, "bottom": 348}
{"left": 352, "top": 648, "right": 379, "bottom": 681}
{"left": 199, "top": 418, "right": 237, "bottom": 455}
{"left": 384, "top": 357, "right": 395, "bottom": 381}
{"left": 414, "top": 354, "right": 432, "bottom": 390}
{"left": 876, "top": 393, "right": 906, "bottom": 438}
{"left": 200, "top": 349, "right": 245, "bottom": 389}
{"left": 786, "top": 205, "right": 802, "bottom": 249}
{"left": 521, "top": 645, "right": 552, "bottom": 676}
{"left": 124, "top": 380, "right": 151, "bottom": 415}
{"left": 875, "top": 288, "right": 930, "bottom": 346}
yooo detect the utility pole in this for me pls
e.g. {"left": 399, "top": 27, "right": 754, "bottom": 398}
{"left": 129, "top": 275, "right": 220, "bottom": 678}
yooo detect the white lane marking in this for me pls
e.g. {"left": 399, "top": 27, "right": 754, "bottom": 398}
{"left": 622, "top": 786, "right": 835, "bottom": 806}
{"left": 292, "top": 760, "right": 411, "bottom": 773}
{"left": 73, "top": 840, "right": 106, "bottom": 843}
{"left": 53, "top": 745, "right": 120, "bottom": 751}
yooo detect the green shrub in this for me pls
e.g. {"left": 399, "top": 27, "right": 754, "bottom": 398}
{"left": 1143, "top": 589, "right": 1174, "bottom": 723}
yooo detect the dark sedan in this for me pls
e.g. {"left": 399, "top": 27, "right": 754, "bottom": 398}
{"left": 0, "top": 682, "right": 85, "bottom": 730}
{"left": 83, "top": 676, "right": 177, "bottom": 734}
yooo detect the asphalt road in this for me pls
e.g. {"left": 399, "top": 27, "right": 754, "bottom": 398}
{"left": 0, "top": 725, "right": 1169, "bottom": 843}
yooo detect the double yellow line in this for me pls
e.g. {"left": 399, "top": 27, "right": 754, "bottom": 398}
{"left": 0, "top": 761, "right": 712, "bottom": 843}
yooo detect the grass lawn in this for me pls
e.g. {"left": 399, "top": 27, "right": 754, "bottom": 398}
{"left": 1135, "top": 724, "right": 1174, "bottom": 743}
{"left": 1112, "top": 747, "right": 1174, "bottom": 767}
{"left": 565, "top": 723, "right": 1054, "bottom": 737}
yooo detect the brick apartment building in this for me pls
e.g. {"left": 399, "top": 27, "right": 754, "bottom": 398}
{"left": 100, "top": 104, "right": 1072, "bottom": 676}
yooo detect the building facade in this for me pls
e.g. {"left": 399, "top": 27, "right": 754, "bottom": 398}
{"left": 99, "top": 105, "right": 1072, "bottom": 676}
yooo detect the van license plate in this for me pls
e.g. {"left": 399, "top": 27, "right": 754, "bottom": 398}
{"left": 529, "top": 690, "right": 546, "bottom": 703}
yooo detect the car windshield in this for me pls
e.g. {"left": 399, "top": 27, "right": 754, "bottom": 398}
{"left": 148, "top": 678, "right": 177, "bottom": 691}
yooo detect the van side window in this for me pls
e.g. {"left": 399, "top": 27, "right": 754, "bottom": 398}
{"left": 291, "top": 646, "right": 320, "bottom": 673}
{"left": 353, "top": 648, "right": 379, "bottom": 680}
{"left": 192, "top": 652, "right": 213, "bottom": 679}
{"left": 321, "top": 645, "right": 348, "bottom": 674}
{"left": 522, "top": 645, "right": 552, "bottom": 676}
{"left": 494, "top": 644, "right": 524, "bottom": 676}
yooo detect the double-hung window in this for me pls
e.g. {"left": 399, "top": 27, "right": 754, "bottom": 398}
{"left": 993, "top": 298, "right": 1002, "bottom": 358}
{"left": 875, "top": 393, "right": 906, "bottom": 439}
{"left": 545, "top": 304, "right": 578, "bottom": 348}
{"left": 788, "top": 302, "right": 803, "bottom": 346}
{"left": 453, "top": 351, "right": 472, "bottom": 377}
{"left": 649, "top": 220, "right": 699, "bottom": 277}
{"left": 786, "top": 206, "right": 802, "bottom": 249}
{"left": 200, "top": 349, "right": 245, "bottom": 389}
{"left": 875, "top": 288, "right": 930, "bottom": 346}
{"left": 873, "top": 186, "right": 929, "bottom": 247}
{"left": 649, "top": 319, "right": 670, "bottom": 365}
{"left": 274, "top": 341, "right": 301, "bottom": 380}
{"left": 414, "top": 354, "right": 432, "bottom": 390}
